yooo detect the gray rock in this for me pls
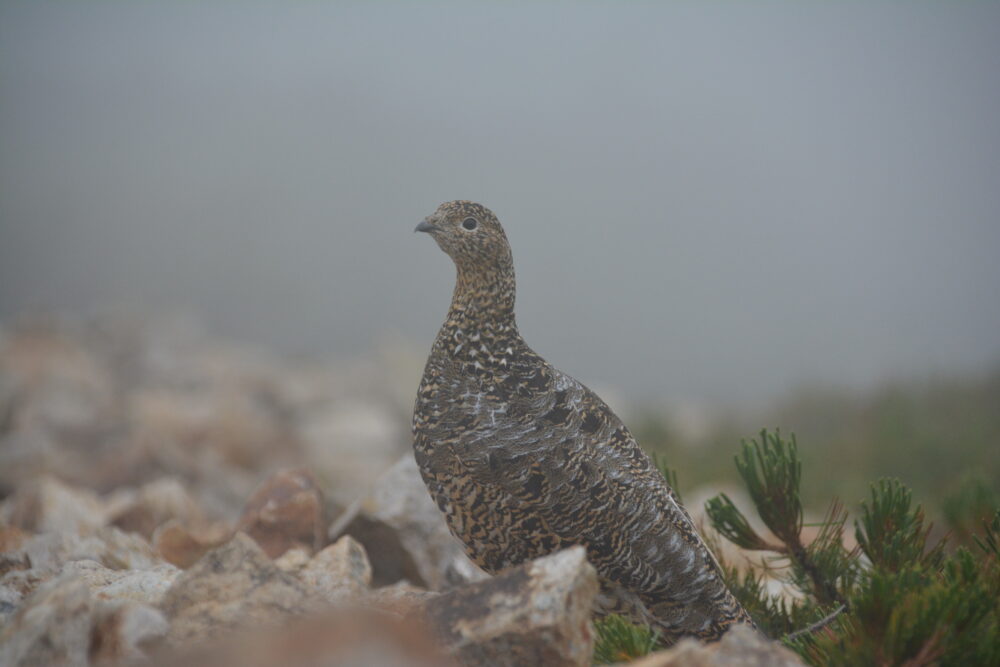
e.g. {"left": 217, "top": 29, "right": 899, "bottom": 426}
{"left": 159, "top": 532, "right": 318, "bottom": 644}
{"left": 0, "top": 526, "right": 172, "bottom": 621}
{"left": 330, "top": 456, "right": 485, "bottom": 590}
{"left": 65, "top": 559, "right": 181, "bottom": 606}
{"left": 17, "top": 526, "right": 163, "bottom": 573}
{"left": 626, "top": 624, "right": 806, "bottom": 667}
{"left": 1, "top": 476, "right": 108, "bottom": 536}
{"left": 0, "top": 572, "right": 94, "bottom": 667}
{"left": 90, "top": 600, "right": 171, "bottom": 664}
{"left": 299, "top": 399, "right": 406, "bottom": 506}
{"left": 423, "top": 546, "right": 598, "bottom": 667}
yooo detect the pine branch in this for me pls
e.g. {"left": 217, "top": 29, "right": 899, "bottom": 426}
{"left": 784, "top": 603, "right": 847, "bottom": 641}
{"left": 707, "top": 429, "right": 849, "bottom": 608}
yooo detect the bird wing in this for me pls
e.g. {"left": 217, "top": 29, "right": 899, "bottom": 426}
{"left": 459, "top": 362, "right": 739, "bottom": 636}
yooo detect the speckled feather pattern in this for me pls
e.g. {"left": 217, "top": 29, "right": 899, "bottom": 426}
{"left": 412, "top": 201, "right": 753, "bottom": 643}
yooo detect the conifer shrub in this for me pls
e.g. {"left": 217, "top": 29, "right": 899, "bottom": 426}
{"left": 593, "top": 429, "right": 1000, "bottom": 665}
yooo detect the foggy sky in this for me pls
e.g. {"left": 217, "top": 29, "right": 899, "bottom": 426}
{"left": 2, "top": 2, "right": 999, "bottom": 406}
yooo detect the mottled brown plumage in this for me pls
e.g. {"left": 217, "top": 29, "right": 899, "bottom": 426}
{"left": 412, "top": 201, "right": 752, "bottom": 643}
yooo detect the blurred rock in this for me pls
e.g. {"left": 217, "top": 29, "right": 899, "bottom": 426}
{"left": 0, "top": 570, "right": 167, "bottom": 666}
{"left": 626, "top": 624, "right": 805, "bottom": 667}
{"left": 65, "top": 559, "right": 181, "bottom": 606}
{"left": 237, "top": 468, "right": 326, "bottom": 558}
{"left": 1, "top": 476, "right": 108, "bottom": 536}
{"left": 12, "top": 526, "right": 162, "bottom": 574}
{"left": 0, "top": 526, "right": 172, "bottom": 625}
{"left": 0, "top": 524, "right": 29, "bottom": 555}
{"left": 423, "top": 546, "right": 598, "bottom": 667}
{"left": 273, "top": 546, "right": 313, "bottom": 573}
{"left": 89, "top": 600, "right": 171, "bottom": 665}
{"left": 298, "top": 535, "right": 372, "bottom": 604}
{"left": 107, "top": 476, "right": 207, "bottom": 539}
{"left": 153, "top": 608, "right": 453, "bottom": 667}
{"left": 367, "top": 580, "right": 439, "bottom": 617}
{"left": 0, "top": 572, "right": 94, "bottom": 667}
{"left": 299, "top": 399, "right": 405, "bottom": 506}
{"left": 330, "top": 456, "right": 485, "bottom": 590}
{"left": 0, "top": 569, "right": 46, "bottom": 624}
{"left": 159, "top": 532, "right": 318, "bottom": 644}
{"left": 152, "top": 519, "right": 231, "bottom": 569}
{"left": 0, "top": 314, "right": 410, "bottom": 519}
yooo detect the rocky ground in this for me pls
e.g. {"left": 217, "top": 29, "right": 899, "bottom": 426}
{"left": 0, "top": 315, "right": 802, "bottom": 666}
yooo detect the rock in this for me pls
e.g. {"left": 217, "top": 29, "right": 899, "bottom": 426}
{"left": 65, "top": 559, "right": 181, "bottom": 606}
{"left": 0, "top": 569, "right": 46, "bottom": 625}
{"left": 273, "top": 546, "right": 313, "bottom": 573}
{"left": 89, "top": 600, "right": 170, "bottom": 664}
{"left": 367, "top": 580, "right": 440, "bottom": 617}
{"left": 159, "top": 532, "right": 317, "bottom": 644}
{"left": 0, "top": 528, "right": 174, "bottom": 625}
{"left": 153, "top": 608, "right": 453, "bottom": 667}
{"left": 0, "top": 524, "right": 28, "bottom": 553}
{"left": 107, "top": 476, "right": 207, "bottom": 539}
{"left": 298, "top": 535, "right": 372, "bottom": 604}
{"left": 15, "top": 526, "right": 163, "bottom": 575}
{"left": 299, "top": 399, "right": 405, "bottom": 505}
{"left": 237, "top": 468, "right": 326, "bottom": 559}
{"left": 423, "top": 546, "right": 598, "bottom": 667}
{"left": 1, "top": 476, "right": 108, "bottom": 536}
{"left": 0, "top": 569, "right": 169, "bottom": 667}
{"left": 330, "top": 456, "right": 485, "bottom": 590}
{"left": 153, "top": 518, "right": 231, "bottom": 569}
{"left": 626, "top": 624, "right": 805, "bottom": 666}
{"left": 0, "top": 572, "right": 93, "bottom": 667}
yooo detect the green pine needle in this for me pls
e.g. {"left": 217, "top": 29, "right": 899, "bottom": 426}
{"left": 593, "top": 614, "right": 660, "bottom": 664}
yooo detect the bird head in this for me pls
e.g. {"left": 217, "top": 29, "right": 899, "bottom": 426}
{"left": 415, "top": 201, "right": 513, "bottom": 275}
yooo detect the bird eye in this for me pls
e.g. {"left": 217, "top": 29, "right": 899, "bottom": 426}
{"left": 462, "top": 218, "right": 478, "bottom": 231}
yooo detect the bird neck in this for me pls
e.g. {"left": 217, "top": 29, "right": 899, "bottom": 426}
{"left": 447, "top": 263, "right": 517, "bottom": 332}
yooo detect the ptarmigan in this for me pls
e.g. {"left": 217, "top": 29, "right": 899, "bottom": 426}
{"left": 412, "top": 201, "right": 752, "bottom": 642}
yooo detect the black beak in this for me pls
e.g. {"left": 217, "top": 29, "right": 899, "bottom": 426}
{"left": 414, "top": 220, "right": 437, "bottom": 233}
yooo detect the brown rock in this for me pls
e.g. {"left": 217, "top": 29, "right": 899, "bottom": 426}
{"left": 237, "top": 468, "right": 325, "bottom": 559}
{"left": 152, "top": 608, "right": 453, "bottom": 667}
{"left": 0, "top": 527, "right": 31, "bottom": 578}
{"left": 423, "top": 546, "right": 598, "bottom": 667}
{"left": 159, "top": 532, "right": 318, "bottom": 644}
{"left": 627, "top": 624, "right": 805, "bottom": 667}
{"left": 153, "top": 518, "right": 232, "bottom": 569}
{"left": 107, "top": 477, "right": 206, "bottom": 539}
{"left": 0, "top": 524, "right": 28, "bottom": 553}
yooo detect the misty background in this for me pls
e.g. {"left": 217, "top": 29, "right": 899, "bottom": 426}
{"left": 2, "top": 2, "right": 999, "bottom": 410}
